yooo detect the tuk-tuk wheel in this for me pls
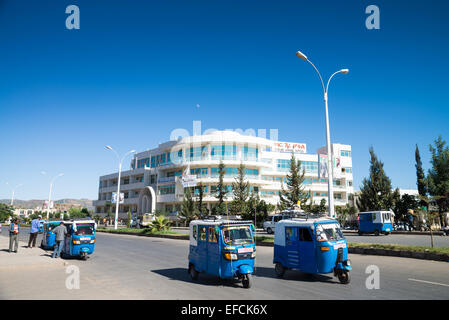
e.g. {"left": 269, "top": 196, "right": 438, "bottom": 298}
{"left": 374, "top": 230, "right": 380, "bottom": 236}
{"left": 337, "top": 270, "right": 350, "bottom": 284}
{"left": 242, "top": 274, "right": 252, "bottom": 289}
{"left": 274, "top": 263, "right": 285, "bottom": 278}
{"left": 189, "top": 264, "right": 199, "bottom": 280}
{"left": 357, "top": 230, "right": 363, "bottom": 236}
{"left": 266, "top": 228, "right": 273, "bottom": 234}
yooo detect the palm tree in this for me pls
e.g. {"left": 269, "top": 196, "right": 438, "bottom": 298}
{"left": 150, "top": 215, "right": 171, "bottom": 232}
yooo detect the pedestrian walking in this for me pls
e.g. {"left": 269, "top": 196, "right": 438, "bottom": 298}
{"left": 28, "top": 215, "right": 41, "bottom": 248}
{"left": 9, "top": 219, "right": 20, "bottom": 253}
{"left": 52, "top": 222, "right": 67, "bottom": 258}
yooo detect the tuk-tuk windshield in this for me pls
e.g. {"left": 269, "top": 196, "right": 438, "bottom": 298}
{"left": 316, "top": 223, "right": 344, "bottom": 241}
{"left": 75, "top": 224, "right": 95, "bottom": 235}
{"left": 222, "top": 226, "right": 253, "bottom": 245}
{"left": 48, "top": 224, "right": 59, "bottom": 231}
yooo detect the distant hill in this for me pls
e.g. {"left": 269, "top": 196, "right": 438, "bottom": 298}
{"left": 0, "top": 199, "right": 94, "bottom": 210}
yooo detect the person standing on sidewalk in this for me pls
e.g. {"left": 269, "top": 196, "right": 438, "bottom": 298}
{"left": 52, "top": 222, "right": 67, "bottom": 258}
{"left": 28, "top": 215, "right": 41, "bottom": 248}
{"left": 9, "top": 219, "right": 20, "bottom": 253}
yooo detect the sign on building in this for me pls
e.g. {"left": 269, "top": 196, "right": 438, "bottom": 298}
{"left": 112, "top": 192, "right": 124, "bottom": 204}
{"left": 273, "top": 142, "right": 307, "bottom": 153}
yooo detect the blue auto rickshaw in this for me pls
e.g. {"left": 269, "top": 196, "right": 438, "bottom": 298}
{"left": 188, "top": 218, "right": 256, "bottom": 288}
{"left": 61, "top": 219, "right": 97, "bottom": 260}
{"left": 273, "top": 216, "right": 352, "bottom": 284}
{"left": 358, "top": 211, "right": 394, "bottom": 236}
{"left": 39, "top": 219, "right": 46, "bottom": 233}
{"left": 41, "top": 220, "right": 63, "bottom": 249}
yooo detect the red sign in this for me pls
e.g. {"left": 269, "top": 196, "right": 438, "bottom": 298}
{"left": 273, "top": 142, "right": 306, "bottom": 153}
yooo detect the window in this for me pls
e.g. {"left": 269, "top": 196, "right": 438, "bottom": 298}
{"left": 208, "top": 227, "right": 217, "bottom": 243}
{"left": 158, "top": 184, "right": 175, "bottom": 195}
{"left": 285, "top": 227, "right": 295, "bottom": 241}
{"left": 340, "top": 150, "right": 351, "bottom": 157}
{"left": 199, "top": 227, "right": 207, "bottom": 241}
{"left": 299, "top": 228, "right": 313, "bottom": 241}
{"left": 189, "top": 146, "right": 208, "bottom": 161}
{"left": 192, "top": 225, "right": 197, "bottom": 240}
{"left": 243, "top": 146, "right": 258, "bottom": 161}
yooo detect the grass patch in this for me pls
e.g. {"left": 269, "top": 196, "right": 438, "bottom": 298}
{"left": 97, "top": 227, "right": 185, "bottom": 236}
{"left": 255, "top": 235, "right": 274, "bottom": 243}
{"left": 349, "top": 242, "right": 449, "bottom": 255}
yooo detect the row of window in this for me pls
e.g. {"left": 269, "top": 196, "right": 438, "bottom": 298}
{"left": 210, "top": 167, "right": 259, "bottom": 178}
{"left": 340, "top": 150, "right": 351, "bottom": 157}
{"left": 277, "top": 160, "right": 319, "bottom": 173}
{"left": 135, "top": 146, "right": 261, "bottom": 169}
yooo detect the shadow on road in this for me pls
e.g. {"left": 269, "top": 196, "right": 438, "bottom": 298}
{"left": 152, "top": 268, "right": 245, "bottom": 288}
{"left": 254, "top": 266, "right": 336, "bottom": 284}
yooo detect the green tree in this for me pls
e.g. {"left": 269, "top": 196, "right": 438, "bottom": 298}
{"left": 0, "top": 203, "right": 14, "bottom": 221}
{"left": 230, "top": 163, "right": 250, "bottom": 215}
{"left": 357, "top": 147, "right": 400, "bottom": 211}
{"left": 393, "top": 194, "right": 419, "bottom": 222}
{"left": 196, "top": 182, "right": 208, "bottom": 218}
{"left": 180, "top": 187, "right": 198, "bottom": 224}
{"left": 415, "top": 145, "right": 427, "bottom": 207}
{"left": 127, "top": 210, "right": 132, "bottom": 228}
{"left": 213, "top": 160, "right": 228, "bottom": 215}
{"left": 242, "top": 193, "right": 272, "bottom": 227}
{"left": 427, "top": 136, "right": 449, "bottom": 227}
{"left": 279, "top": 152, "right": 309, "bottom": 209}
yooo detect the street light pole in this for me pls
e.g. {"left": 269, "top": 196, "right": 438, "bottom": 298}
{"left": 105, "top": 146, "right": 136, "bottom": 230}
{"left": 296, "top": 50, "right": 348, "bottom": 218}
{"left": 10, "top": 184, "right": 23, "bottom": 206}
{"left": 47, "top": 173, "right": 64, "bottom": 219}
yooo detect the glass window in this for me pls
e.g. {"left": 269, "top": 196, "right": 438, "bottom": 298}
{"left": 192, "top": 225, "right": 197, "bottom": 240}
{"left": 199, "top": 227, "right": 207, "bottom": 241}
{"left": 285, "top": 227, "right": 294, "bottom": 241}
{"left": 299, "top": 228, "right": 313, "bottom": 241}
{"left": 222, "top": 226, "right": 253, "bottom": 245}
{"left": 208, "top": 227, "right": 217, "bottom": 243}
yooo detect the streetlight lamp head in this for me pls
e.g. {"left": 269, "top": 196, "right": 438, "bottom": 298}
{"left": 296, "top": 50, "right": 308, "bottom": 61}
{"left": 130, "top": 150, "right": 136, "bottom": 153}
{"left": 340, "top": 69, "right": 349, "bottom": 74}
{"left": 105, "top": 145, "right": 113, "bottom": 150}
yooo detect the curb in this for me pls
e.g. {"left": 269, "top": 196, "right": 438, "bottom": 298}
{"left": 98, "top": 230, "right": 449, "bottom": 263}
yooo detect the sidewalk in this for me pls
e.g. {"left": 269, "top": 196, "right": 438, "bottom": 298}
{"left": 0, "top": 235, "right": 66, "bottom": 272}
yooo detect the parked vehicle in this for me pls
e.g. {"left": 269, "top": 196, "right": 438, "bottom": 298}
{"left": 39, "top": 219, "right": 46, "bottom": 233}
{"left": 41, "top": 220, "right": 63, "bottom": 249}
{"left": 263, "top": 213, "right": 293, "bottom": 234}
{"left": 188, "top": 218, "right": 256, "bottom": 288}
{"left": 61, "top": 219, "right": 96, "bottom": 260}
{"left": 358, "top": 211, "right": 394, "bottom": 236}
{"left": 140, "top": 213, "right": 155, "bottom": 228}
{"left": 273, "top": 216, "right": 351, "bottom": 284}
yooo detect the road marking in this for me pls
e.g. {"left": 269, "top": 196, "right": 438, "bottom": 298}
{"left": 408, "top": 278, "right": 449, "bottom": 287}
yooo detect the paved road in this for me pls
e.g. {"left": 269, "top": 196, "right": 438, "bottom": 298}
{"left": 172, "top": 228, "right": 449, "bottom": 247}
{"left": 1, "top": 229, "right": 448, "bottom": 299}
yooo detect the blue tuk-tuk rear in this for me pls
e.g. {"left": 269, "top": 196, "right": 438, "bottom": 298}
{"left": 358, "top": 211, "right": 394, "bottom": 236}
{"left": 188, "top": 218, "right": 256, "bottom": 288}
{"left": 273, "top": 217, "right": 351, "bottom": 284}
{"left": 41, "top": 220, "right": 63, "bottom": 249}
{"left": 62, "top": 219, "right": 96, "bottom": 260}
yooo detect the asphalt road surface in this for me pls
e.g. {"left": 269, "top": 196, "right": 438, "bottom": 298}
{"left": 173, "top": 228, "right": 449, "bottom": 247}
{"left": 1, "top": 229, "right": 448, "bottom": 299}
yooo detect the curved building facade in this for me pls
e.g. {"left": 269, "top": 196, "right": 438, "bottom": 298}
{"left": 93, "top": 131, "right": 354, "bottom": 217}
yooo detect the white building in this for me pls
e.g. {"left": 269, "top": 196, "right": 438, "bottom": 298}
{"left": 93, "top": 131, "right": 354, "bottom": 218}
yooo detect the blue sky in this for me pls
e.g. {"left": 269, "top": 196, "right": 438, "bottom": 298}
{"left": 0, "top": 0, "right": 448, "bottom": 200}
